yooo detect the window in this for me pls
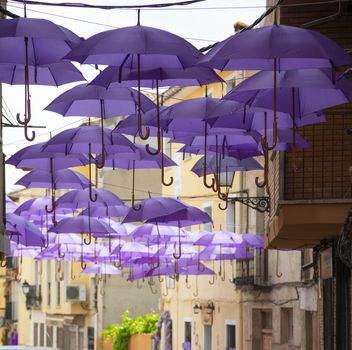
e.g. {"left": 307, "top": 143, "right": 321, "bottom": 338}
{"left": 166, "top": 276, "right": 175, "bottom": 289}
{"left": 33, "top": 323, "right": 38, "bottom": 346}
{"left": 46, "top": 326, "right": 53, "bottom": 347}
{"left": 47, "top": 261, "right": 51, "bottom": 306}
{"left": 40, "top": 323, "right": 45, "bottom": 346}
{"left": 183, "top": 321, "right": 192, "bottom": 350}
{"left": 226, "top": 323, "right": 236, "bottom": 350}
{"left": 203, "top": 205, "right": 212, "bottom": 232}
{"left": 280, "top": 308, "right": 293, "bottom": 344}
{"left": 56, "top": 261, "right": 61, "bottom": 306}
{"left": 204, "top": 325, "right": 212, "bottom": 350}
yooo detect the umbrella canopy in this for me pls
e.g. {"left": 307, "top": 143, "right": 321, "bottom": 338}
{"left": 224, "top": 69, "right": 352, "bottom": 116}
{"left": 122, "top": 197, "right": 190, "bottom": 223}
{"left": 15, "top": 169, "right": 91, "bottom": 189}
{"left": 44, "top": 84, "right": 156, "bottom": 117}
{"left": 6, "top": 213, "right": 45, "bottom": 247}
{"left": 6, "top": 196, "right": 18, "bottom": 213}
{"left": 49, "top": 216, "right": 116, "bottom": 234}
{"left": 80, "top": 205, "right": 128, "bottom": 219}
{"left": 0, "top": 61, "right": 85, "bottom": 86}
{"left": 90, "top": 66, "right": 223, "bottom": 89}
{"left": 55, "top": 188, "right": 124, "bottom": 209}
{"left": 65, "top": 24, "right": 201, "bottom": 67}
{"left": 43, "top": 126, "right": 137, "bottom": 155}
{"left": 191, "top": 155, "right": 262, "bottom": 177}
{"left": 198, "top": 24, "right": 352, "bottom": 70}
{"left": 6, "top": 142, "right": 90, "bottom": 170}
{"left": 81, "top": 263, "right": 121, "bottom": 275}
{"left": 0, "top": 17, "right": 82, "bottom": 65}
{"left": 14, "top": 196, "right": 75, "bottom": 217}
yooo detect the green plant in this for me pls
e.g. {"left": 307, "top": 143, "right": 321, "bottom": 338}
{"left": 102, "top": 310, "right": 159, "bottom": 350}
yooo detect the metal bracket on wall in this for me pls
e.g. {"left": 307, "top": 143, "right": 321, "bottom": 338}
{"left": 229, "top": 196, "right": 270, "bottom": 213}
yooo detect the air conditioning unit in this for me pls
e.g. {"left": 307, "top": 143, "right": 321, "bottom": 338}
{"left": 66, "top": 285, "right": 86, "bottom": 303}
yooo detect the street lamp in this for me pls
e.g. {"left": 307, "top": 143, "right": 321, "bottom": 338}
{"left": 192, "top": 303, "right": 202, "bottom": 314}
{"left": 21, "top": 280, "right": 30, "bottom": 296}
{"left": 217, "top": 166, "right": 235, "bottom": 210}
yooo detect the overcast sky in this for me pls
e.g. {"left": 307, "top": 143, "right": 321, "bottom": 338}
{"left": 2, "top": 0, "right": 266, "bottom": 192}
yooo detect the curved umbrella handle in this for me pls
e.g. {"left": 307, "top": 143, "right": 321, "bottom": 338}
{"left": 88, "top": 145, "right": 98, "bottom": 202}
{"left": 193, "top": 276, "right": 199, "bottom": 297}
{"left": 0, "top": 255, "right": 7, "bottom": 268}
{"left": 255, "top": 138, "right": 269, "bottom": 194}
{"left": 137, "top": 53, "right": 150, "bottom": 140}
{"left": 16, "top": 113, "right": 35, "bottom": 142}
{"left": 83, "top": 212, "right": 92, "bottom": 245}
{"left": 162, "top": 284, "right": 169, "bottom": 297}
{"left": 71, "top": 262, "right": 76, "bottom": 280}
{"left": 58, "top": 245, "right": 65, "bottom": 259}
{"left": 221, "top": 260, "right": 226, "bottom": 282}
{"left": 161, "top": 152, "right": 173, "bottom": 187}
{"left": 80, "top": 260, "right": 87, "bottom": 270}
{"left": 146, "top": 82, "right": 161, "bottom": 155}
{"left": 131, "top": 161, "right": 141, "bottom": 211}
{"left": 203, "top": 122, "right": 216, "bottom": 191}
{"left": 186, "top": 274, "right": 192, "bottom": 289}
{"left": 172, "top": 228, "right": 182, "bottom": 260}
{"left": 89, "top": 182, "right": 98, "bottom": 202}
{"left": 148, "top": 278, "right": 158, "bottom": 294}
{"left": 218, "top": 190, "right": 229, "bottom": 211}
{"left": 96, "top": 101, "right": 106, "bottom": 169}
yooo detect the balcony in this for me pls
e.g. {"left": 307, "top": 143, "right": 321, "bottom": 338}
{"left": 265, "top": 110, "right": 352, "bottom": 249}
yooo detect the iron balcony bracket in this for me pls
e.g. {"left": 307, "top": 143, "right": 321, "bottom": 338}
{"left": 229, "top": 196, "right": 270, "bottom": 213}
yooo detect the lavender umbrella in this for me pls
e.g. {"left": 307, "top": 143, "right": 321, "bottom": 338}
{"left": 6, "top": 196, "right": 18, "bottom": 213}
{"left": 55, "top": 188, "right": 124, "bottom": 209}
{"left": 199, "top": 246, "right": 254, "bottom": 261}
{"left": 191, "top": 155, "right": 262, "bottom": 176}
{"left": 16, "top": 169, "right": 91, "bottom": 190}
{"left": 122, "top": 197, "right": 190, "bottom": 223}
{"left": 90, "top": 66, "right": 223, "bottom": 89}
{"left": 80, "top": 263, "right": 121, "bottom": 275}
{"left": 80, "top": 206, "right": 128, "bottom": 219}
{"left": 6, "top": 142, "right": 90, "bottom": 170}
{"left": 6, "top": 213, "right": 45, "bottom": 247}
{"left": 0, "top": 17, "right": 82, "bottom": 141}
{"left": 49, "top": 216, "right": 116, "bottom": 246}
{"left": 198, "top": 24, "right": 352, "bottom": 71}
{"left": 65, "top": 20, "right": 202, "bottom": 141}
{"left": 0, "top": 61, "right": 85, "bottom": 86}
{"left": 96, "top": 144, "right": 176, "bottom": 209}
{"left": 44, "top": 84, "right": 155, "bottom": 168}
{"left": 43, "top": 126, "right": 137, "bottom": 201}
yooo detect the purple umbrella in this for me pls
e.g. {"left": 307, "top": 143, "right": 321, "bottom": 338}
{"left": 90, "top": 66, "right": 223, "bottom": 89}
{"left": 199, "top": 246, "right": 254, "bottom": 261}
{"left": 0, "top": 17, "right": 82, "bottom": 141}
{"left": 65, "top": 21, "right": 202, "bottom": 140}
{"left": 96, "top": 144, "right": 176, "bottom": 209}
{"left": 49, "top": 216, "right": 116, "bottom": 246}
{"left": 44, "top": 84, "right": 155, "bottom": 168}
{"left": 14, "top": 196, "right": 75, "bottom": 245}
{"left": 80, "top": 263, "right": 121, "bottom": 275}
{"left": 6, "top": 142, "right": 90, "bottom": 170}
{"left": 43, "top": 126, "right": 137, "bottom": 201}
{"left": 0, "top": 61, "right": 85, "bottom": 86}
{"left": 145, "top": 207, "right": 212, "bottom": 260}
{"left": 55, "top": 188, "right": 124, "bottom": 209}
{"left": 80, "top": 205, "right": 128, "bottom": 219}
{"left": 198, "top": 24, "right": 352, "bottom": 71}
{"left": 16, "top": 169, "right": 91, "bottom": 190}
{"left": 6, "top": 213, "right": 45, "bottom": 247}
{"left": 122, "top": 197, "right": 190, "bottom": 223}
{"left": 6, "top": 196, "right": 18, "bottom": 213}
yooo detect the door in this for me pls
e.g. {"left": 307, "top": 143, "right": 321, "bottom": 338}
{"left": 204, "top": 325, "right": 212, "bottom": 350}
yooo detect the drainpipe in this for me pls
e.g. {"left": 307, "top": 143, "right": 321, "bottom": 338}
{"left": 301, "top": 0, "right": 346, "bottom": 28}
